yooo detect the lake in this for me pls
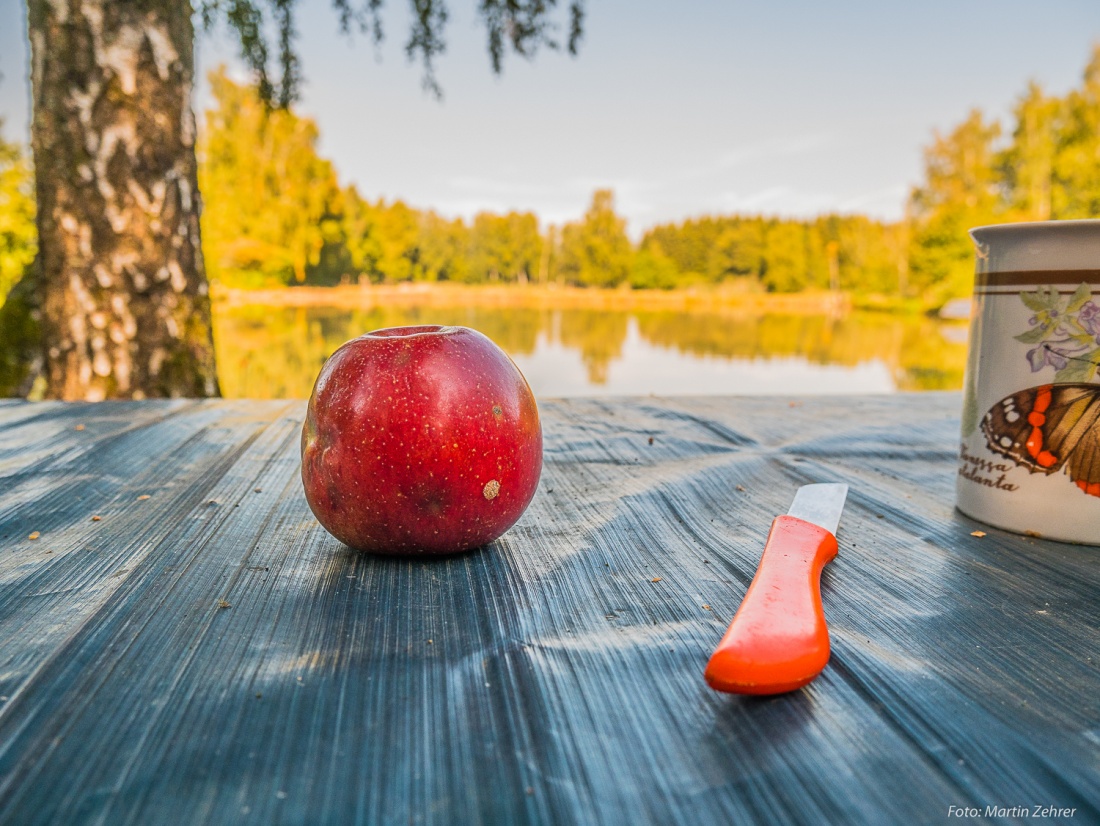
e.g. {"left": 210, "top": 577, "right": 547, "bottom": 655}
{"left": 211, "top": 288, "right": 969, "bottom": 399}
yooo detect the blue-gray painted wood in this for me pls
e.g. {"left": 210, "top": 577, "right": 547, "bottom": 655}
{"left": 0, "top": 395, "right": 1095, "bottom": 825}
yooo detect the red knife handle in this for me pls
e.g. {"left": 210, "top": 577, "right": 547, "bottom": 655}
{"left": 704, "top": 514, "right": 838, "bottom": 695}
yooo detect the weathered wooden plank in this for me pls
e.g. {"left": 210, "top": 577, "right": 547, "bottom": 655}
{"left": 0, "top": 401, "right": 297, "bottom": 758}
{"left": 0, "top": 395, "right": 1094, "bottom": 825}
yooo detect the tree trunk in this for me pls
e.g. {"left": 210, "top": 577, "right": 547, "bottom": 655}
{"left": 28, "top": 0, "right": 219, "bottom": 400}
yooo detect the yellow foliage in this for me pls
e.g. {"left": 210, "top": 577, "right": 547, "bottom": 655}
{"left": 198, "top": 67, "right": 346, "bottom": 286}
{"left": 0, "top": 125, "right": 36, "bottom": 305}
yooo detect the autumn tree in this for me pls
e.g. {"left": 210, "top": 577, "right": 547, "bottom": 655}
{"left": 337, "top": 196, "right": 466, "bottom": 284}
{"left": 628, "top": 242, "right": 679, "bottom": 290}
{"left": 997, "top": 82, "right": 1058, "bottom": 222}
{"left": 708, "top": 219, "right": 766, "bottom": 284}
{"left": 199, "top": 68, "right": 346, "bottom": 287}
{"left": 907, "top": 110, "right": 1002, "bottom": 302}
{"left": 758, "top": 220, "right": 818, "bottom": 292}
{"left": 341, "top": 189, "right": 385, "bottom": 280}
{"left": 334, "top": 194, "right": 548, "bottom": 286}
{"left": 468, "top": 211, "right": 541, "bottom": 283}
{"left": 904, "top": 45, "right": 1100, "bottom": 302}
{"left": 1051, "top": 47, "right": 1100, "bottom": 218}
{"left": 814, "top": 214, "right": 905, "bottom": 296}
{"left": 556, "top": 189, "right": 633, "bottom": 287}
{"left": 12, "top": 0, "right": 585, "bottom": 400}
{"left": 415, "top": 210, "right": 470, "bottom": 283}
{"left": 640, "top": 216, "right": 724, "bottom": 283}
{"left": 371, "top": 199, "right": 424, "bottom": 283}
{"left": 0, "top": 123, "right": 39, "bottom": 395}
{"left": 0, "top": 123, "right": 36, "bottom": 305}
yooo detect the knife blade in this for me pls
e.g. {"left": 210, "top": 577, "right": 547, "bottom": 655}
{"left": 704, "top": 483, "right": 848, "bottom": 695}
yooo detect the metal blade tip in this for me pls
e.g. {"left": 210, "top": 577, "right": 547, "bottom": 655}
{"left": 787, "top": 483, "right": 849, "bottom": 535}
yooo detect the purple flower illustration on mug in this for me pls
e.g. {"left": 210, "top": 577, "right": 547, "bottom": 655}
{"left": 1014, "top": 283, "right": 1100, "bottom": 382}
{"left": 1026, "top": 343, "right": 1068, "bottom": 372}
{"left": 1079, "top": 300, "right": 1100, "bottom": 342}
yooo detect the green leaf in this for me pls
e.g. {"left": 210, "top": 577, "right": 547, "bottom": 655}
{"left": 1019, "top": 290, "right": 1052, "bottom": 312}
{"left": 1080, "top": 347, "right": 1100, "bottom": 381}
{"left": 1067, "top": 282, "right": 1092, "bottom": 313}
{"left": 1013, "top": 326, "right": 1049, "bottom": 344}
{"left": 1055, "top": 353, "right": 1096, "bottom": 383}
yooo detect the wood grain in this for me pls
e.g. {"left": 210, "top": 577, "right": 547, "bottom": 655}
{"left": 0, "top": 395, "right": 1095, "bottom": 825}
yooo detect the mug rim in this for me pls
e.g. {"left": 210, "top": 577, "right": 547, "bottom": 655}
{"left": 970, "top": 219, "right": 1100, "bottom": 274}
{"left": 970, "top": 218, "right": 1100, "bottom": 241}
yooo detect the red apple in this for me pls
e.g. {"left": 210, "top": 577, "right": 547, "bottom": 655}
{"left": 301, "top": 325, "right": 543, "bottom": 555}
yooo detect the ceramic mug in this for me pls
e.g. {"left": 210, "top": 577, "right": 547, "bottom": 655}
{"left": 957, "top": 220, "right": 1100, "bottom": 545}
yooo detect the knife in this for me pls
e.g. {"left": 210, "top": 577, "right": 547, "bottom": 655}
{"left": 704, "top": 483, "right": 848, "bottom": 695}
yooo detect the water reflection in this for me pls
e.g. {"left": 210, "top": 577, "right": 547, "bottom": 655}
{"left": 212, "top": 301, "right": 968, "bottom": 398}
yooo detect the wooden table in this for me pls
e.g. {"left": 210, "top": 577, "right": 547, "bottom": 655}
{"left": 0, "top": 395, "right": 1095, "bottom": 825}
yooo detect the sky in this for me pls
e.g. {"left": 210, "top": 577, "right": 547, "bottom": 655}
{"left": 1, "top": 0, "right": 1099, "bottom": 237}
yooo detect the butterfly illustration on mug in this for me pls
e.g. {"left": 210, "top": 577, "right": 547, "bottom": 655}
{"left": 980, "top": 283, "right": 1100, "bottom": 498}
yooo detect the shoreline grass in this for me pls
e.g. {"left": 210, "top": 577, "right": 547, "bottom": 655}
{"left": 210, "top": 282, "right": 877, "bottom": 315}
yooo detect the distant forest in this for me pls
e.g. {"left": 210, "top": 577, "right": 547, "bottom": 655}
{"left": 3, "top": 47, "right": 1100, "bottom": 308}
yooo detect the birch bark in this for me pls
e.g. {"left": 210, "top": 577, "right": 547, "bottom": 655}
{"left": 28, "top": 0, "right": 218, "bottom": 400}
